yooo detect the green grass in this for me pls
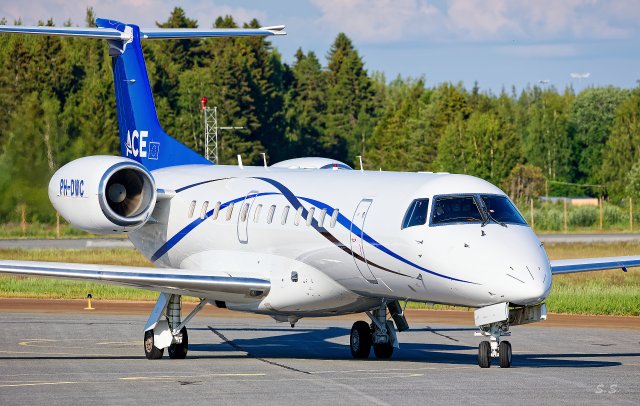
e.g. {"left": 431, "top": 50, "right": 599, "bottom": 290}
{"left": 0, "top": 248, "right": 157, "bottom": 300}
{"left": 0, "top": 223, "right": 95, "bottom": 239}
{"left": 0, "top": 244, "right": 639, "bottom": 315}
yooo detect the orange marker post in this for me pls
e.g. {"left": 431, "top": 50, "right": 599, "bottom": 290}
{"left": 85, "top": 293, "right": 95, "bottom": 310}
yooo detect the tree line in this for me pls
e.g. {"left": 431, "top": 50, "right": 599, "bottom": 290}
{"left": 0, "top": 7, "right": 639, "bottom": 223}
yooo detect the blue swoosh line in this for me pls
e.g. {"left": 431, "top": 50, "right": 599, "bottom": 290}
{"left": 174, "top": 177, "right": 230, "bottom": 193}
{"left": 150, "top": 191, "right": 277, "bottom": 261}
{"left": 253, "top": 178, "right": 409, "bottom": 278}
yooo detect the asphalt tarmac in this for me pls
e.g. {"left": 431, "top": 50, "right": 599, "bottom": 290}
{"left": 0, "top": 305, "right": 638, "bottom": 405}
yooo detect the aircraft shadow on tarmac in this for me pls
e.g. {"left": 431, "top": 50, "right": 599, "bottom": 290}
{"left": 2, "top": 325, "right": 635, "bottom": 368}
{"left": 185, "top": 325, "right": 633, "bottom": 368}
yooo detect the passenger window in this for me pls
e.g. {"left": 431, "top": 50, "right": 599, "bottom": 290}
{"left": 281, "top": 206, "right": 290, "bottom": 225}
{"left": 330, "top": 209, "right": 339, "bottom": 228}
{"left": 306, "top": 207, "right": 315, "bottom": 226}
{"left": 188, "top": 200, "right": 196, "bottom": 218}
{"left": 240, "top": 203, "right": 250, "bottom": 222}
{"left": 401, "top": 198, "right": 429, "bottom": 229}
{"left": 253, "top": 204, "right": 263, "bottom": 223}
{"left": 211, "top": 201, "right": 221, "bottom": 220}
{"left": 294, "top": 207, "right": 303, "bottom": 226}
{"left": 431, "top": 195, "right": 483, "bottom": 225}
{"left": 318, "top": 208, "right": 327, "bottom": 227}
{"left": 200, "top": 201, "right": 209, "bottom": 219}
{"left": 225, "top": 203, "right": 235, "bottom": 221}
{"left": 267, "top": 205, "right": 276, "bottom": 224}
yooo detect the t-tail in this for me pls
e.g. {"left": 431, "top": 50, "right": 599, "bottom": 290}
{"left": 0, "top": 19, "right": 285, "bottom": 171}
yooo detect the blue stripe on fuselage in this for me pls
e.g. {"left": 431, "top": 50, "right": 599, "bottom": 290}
{"left": 149, "top": 177, "right": 476, "bottom": 284}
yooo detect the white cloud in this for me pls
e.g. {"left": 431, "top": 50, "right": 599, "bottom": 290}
{"left": 310, "top": 0, "right": 443, "bottom": 42}
{"left": 309, "top": 0, "right": 637, "bottom": 43}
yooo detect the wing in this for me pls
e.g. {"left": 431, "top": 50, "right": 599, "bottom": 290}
{"left": 550, "top": 255, "right": 640, "bottom": 274}
{"left": 0, "top": 260, "right": 269, "bottom": 302}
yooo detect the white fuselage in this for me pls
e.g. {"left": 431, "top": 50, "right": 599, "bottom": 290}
{"left": 130, "top": 165, "right": 552, "bottom": 318}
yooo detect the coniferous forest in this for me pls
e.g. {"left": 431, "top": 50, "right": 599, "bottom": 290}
{"left": 1, "top": 7, "right": 640, "bottom": 224}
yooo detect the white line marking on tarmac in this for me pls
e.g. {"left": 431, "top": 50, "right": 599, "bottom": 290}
{"left": 0, "top": 381, "right": 78, "bottom": 388}
{"left": 120, "top": 373, "right": 265, "bottom": 381}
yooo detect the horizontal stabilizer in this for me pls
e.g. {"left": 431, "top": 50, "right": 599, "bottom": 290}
{"left": 141, "top": 26, "right": 286, "bottom": 39}
{"left": 0, "top": 25, "right": 286, "bottom": 41}
{"left": 550, "top": 255, "right": 640, "bottom": 274}
{"left": 0, "top": 25, "right": 124, "bottom": 39}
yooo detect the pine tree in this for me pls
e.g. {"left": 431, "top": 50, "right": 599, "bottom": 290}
{"left": 325, "top": 33, "right": 376, "bottom": 163}
{"left": 284, "top": 49, "right": 327, "bottom": 157}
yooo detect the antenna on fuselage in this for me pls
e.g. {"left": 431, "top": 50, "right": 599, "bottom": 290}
{"left": 356, "top": 155, "right": 364, "bottom": 172}
{"left": 260, "top": 153, "right": 268, "bottom": 168}
{"left": 237, "top": 155, "right": 244, "bottom": 169}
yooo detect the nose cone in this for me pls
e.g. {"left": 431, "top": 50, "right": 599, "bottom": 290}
{"left": 482, "top": 225, "right": 552, "bottom": 306}
{"left": 504, "top": 260, "right": 552, "bottom": 305}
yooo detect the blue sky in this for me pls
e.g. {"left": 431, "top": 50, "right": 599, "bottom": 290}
{"left": 1, "top": 0, "right": 639, "bottom": 93}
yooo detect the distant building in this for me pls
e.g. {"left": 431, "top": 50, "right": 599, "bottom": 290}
{"left": 539, "top": 197, "right": 599, "bottom": 206}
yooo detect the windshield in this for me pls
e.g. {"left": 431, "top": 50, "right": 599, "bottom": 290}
{"left": 481, "top": 195, "right": 527, "bottom": 225}
{"left": 431, "top": 195, "right": 484, "bottom": 225}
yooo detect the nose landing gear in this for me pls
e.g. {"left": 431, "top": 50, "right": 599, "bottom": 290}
{"left": 475, "top": 321, "right": 512, "bottom": 368}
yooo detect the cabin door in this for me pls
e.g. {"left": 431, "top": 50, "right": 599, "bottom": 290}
{"left": 237, "top": 190, "right": 258, "bottom": 244}
{"left": 350, "top": 199, "right": 378, "bottom": 284}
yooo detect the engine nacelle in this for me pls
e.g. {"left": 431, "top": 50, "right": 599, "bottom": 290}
{"left": 48, "top": 156, "right": 157, "bottom": 234}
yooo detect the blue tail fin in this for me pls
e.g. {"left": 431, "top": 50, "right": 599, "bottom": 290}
{"left": 96, "top": 18, "right": 211, "bottom": 170}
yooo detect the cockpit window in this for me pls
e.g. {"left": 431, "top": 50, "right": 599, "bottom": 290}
{"left": 402, "top": 199, "right": 429, "bottom": 229}
{"left": 481, "top": 195, "right": 527, "bottom": 225}
{"left": 431, "top": 195, "right": 483, "bottom": 225}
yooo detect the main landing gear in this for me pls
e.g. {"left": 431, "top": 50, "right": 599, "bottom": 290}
{"left": 475, "top": 321, "right": 512, "bottom": 368}
{"left": 349, "top": 300, "right": 409, "bottom": 360}
{"left": 143, "top": 293, "right": 206, "bottom": 360}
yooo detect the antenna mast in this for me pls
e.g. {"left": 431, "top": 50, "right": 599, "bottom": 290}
{"left": 201, "top": 97, "right": 244, "bottom": 164}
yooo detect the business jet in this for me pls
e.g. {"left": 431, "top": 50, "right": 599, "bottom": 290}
{"left": 0, "top": 18, "right": 637, "bottom": 368}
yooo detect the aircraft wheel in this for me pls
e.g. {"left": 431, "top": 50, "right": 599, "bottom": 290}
{"left": 144, "top": 329, "right": 164, "bottom": 360}
{"left": 373, "top": 342, "right": 394, "bottom": 359}
{"left": 478, "top": 341, "right": 491, "bottom": 368}
{"left": 350, "top": 321, "right": 372, "bottom": 359}
{"left": 499, "top": 340, "right": 512, "bottom": 368}
{"left": 168, "top": 327, "right": 189, "bottom": 359}
{"left": 169, "top": 327, "right": 189, "bottom": 359}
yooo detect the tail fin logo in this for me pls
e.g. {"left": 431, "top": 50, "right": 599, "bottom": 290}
{"left": 125, "top": 130, "right": 155, "bottom": 159}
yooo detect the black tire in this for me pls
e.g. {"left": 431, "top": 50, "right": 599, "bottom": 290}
{"left": 144, "top": 330, "right": 164, "bottom": 360}
{"left": 478, "top": 341, "right": 491, "bottom": 368}
{"left": 350, "top": 321, "right": 372, "bottom": 359}
{"left": 168, "top": 327, "right": 189, "bottom": 359}
{"left": 499, "top": 340, "right": 512, "bottom": 368}
{"left": 373, "top": 342, "right": 394, "bottom": 359}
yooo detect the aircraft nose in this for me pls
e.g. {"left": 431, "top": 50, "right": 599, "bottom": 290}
{"left": 504, "top": 261, "right": 551, "bottom": 305}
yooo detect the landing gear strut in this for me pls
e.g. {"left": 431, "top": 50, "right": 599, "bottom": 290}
{"left": 143, "top": 293, "right": 206, "bottom": 360}
{"left": 349, "top": 300, "right": 408, "bottom": 360}
{"left": 475, "top": 321, "right": 512, "bottom": 368}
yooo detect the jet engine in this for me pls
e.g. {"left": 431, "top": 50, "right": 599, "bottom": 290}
{"left": 48, "top": 156, "right": 157, "bottom": 234}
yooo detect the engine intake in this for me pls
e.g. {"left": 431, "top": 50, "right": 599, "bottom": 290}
{"left": 99, "top": 163, "right": 156, "bottom": 226}
{"left": 49, "top": 156, "right": 157, "bottom": 234}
